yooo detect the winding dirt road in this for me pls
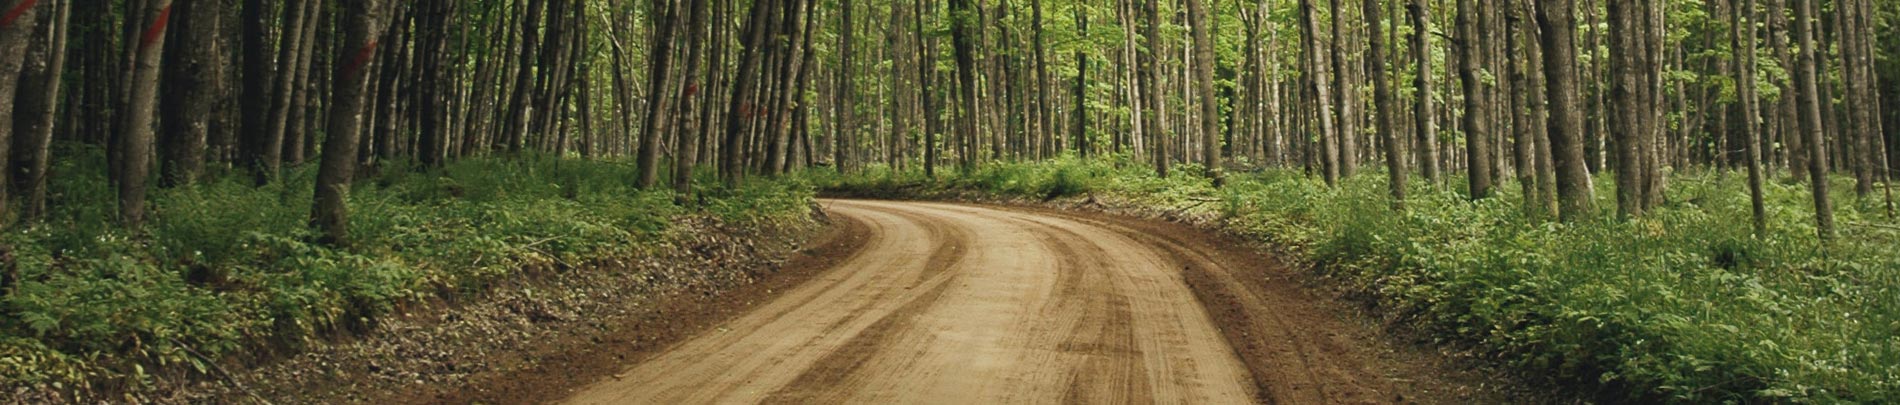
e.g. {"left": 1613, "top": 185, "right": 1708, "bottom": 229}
{"left": 562, "top": 200, "right": 1480, "bottom": 404}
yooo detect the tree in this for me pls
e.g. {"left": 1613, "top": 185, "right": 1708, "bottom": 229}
{"left": 11, "top": 0, "right": 66, "bottom": 221}
{"left": 836, "top": 0, "right": 854, "bottom": 174}
{"left": 1032, "top": 0, "right": 1053, "bottom": 162}
{"left": 1788, "top": 0, "right": 1833, "bottom": 238}
{"left": 949, "top": 0, "right": 981, "bottom": 173}
{"left": 673, "top": 0, "right": 711, "bottom": 198}
{"left": 1408, "top": 0, "right": 1441, "bottom": 184}
{"left": 637, "top": 0, "right": 680, "bottom": 188}
{"left": 1367, "top": 0, "right": 1405, "bottom": 205}
{"left": 1186, "top": 0, "right": 1219, "bottom": 184}
{"left": 1731, "top": 0, "right": 1767, "bottom": 234}
{"left": 312, "top": 0, "right": 387, "bottom": 244}
{"left": 161, "top": 0, "right": 223, "bottom": 187}
{"left": 117, "top": 0, "right": 174, "bottom": 227}
{"left": 1457, "top": 0, "right": 1494, "bottom": 199}
{"left": 1141, "top": 0, "right": 1166, "bottom": 178}
{"left": 256, "top": 0, "right": 315, "bottom": 184}
{"left": 0, "top": 0, "right": 43, "bottom": 216}
{"left": 1298, "top": 0, "right": 1338, "bottom": 185}
{"left": 1538, "top": 0, "right": 1595, "bottom": 221}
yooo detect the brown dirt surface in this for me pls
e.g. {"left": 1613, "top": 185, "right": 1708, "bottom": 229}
{"left": 550, "top": 200, "right": 1513, "bottom": 404}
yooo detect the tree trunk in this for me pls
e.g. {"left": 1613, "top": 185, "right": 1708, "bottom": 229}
{"left": 160, "top": 0, "right": 222, "bottom": 187}
{"left": 1457, "top": 0, "right": 1493, "bottom": 199}
{"left": 1330, "top": 0, "right": 1358, "bottom": 178}
{"left": 415, "top": 0, "right": 455, "bottom": 167}
{"left": 1732, "top": 0, "right": 1767, "bottom": 234}
{"left": 1186, "top": 0, "right": 1219, "bottom": 184}
{"left": 10, "top": 0, "right": 64, "bottom": 221}
{"left": 256, "top": 0, "right": 311, "bottom": 184}
{"left": 672, "top": 0, "right": 710, "bottom": 197}
{"left": 1300, "top": 0, "right": 1338, "bottom": 185}
{"left": 312, "top": 0, "right": 386, "bottom": 245}
{"left": 636, "top": 0, "right": 679, "bottom": 187}
{"left": 1142, "top": 0, "right": 1166, "bottom": 177}
{"left": 1789, "top": 0, "right": 1833, "bottom": 238}
{"left": 835, "top": 0, "right": 854, "bottom": 174}
{"left": 1408, "top": 0, "right": 1440, "bottom": 183}
{"left": 116, "top": 0, "right": 172, "bottom": 227}
{"left": 949, "top": 0, "right": 981, "bottom": 173}
{"left": 1367, "top": 0, "right": 1404, "bottom": 205}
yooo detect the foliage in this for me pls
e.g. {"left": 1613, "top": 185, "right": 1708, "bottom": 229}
{"left": 819, "top": 158, "right": 1900, "bottom": 403}
{"left": 0, "top": 147, "right": 815, "bottom": 392}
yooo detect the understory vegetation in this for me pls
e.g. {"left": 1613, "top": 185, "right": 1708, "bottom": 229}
{"left": 0, "top": 147, "right": 814, "bottom": 393}
{"left": 810, "top": 157, "right": 1900, "bottom": 403}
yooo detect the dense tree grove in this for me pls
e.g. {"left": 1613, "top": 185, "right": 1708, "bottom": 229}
{"left": 0, "top": 0, "right": 1892, "bottom": 238}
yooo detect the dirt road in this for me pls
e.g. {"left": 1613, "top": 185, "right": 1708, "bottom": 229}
{"left": 563, "top": 200, "right": 1482, "bottom": 404}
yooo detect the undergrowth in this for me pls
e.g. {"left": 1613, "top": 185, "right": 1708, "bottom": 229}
{"left": 0, "top": 146, "right": 815, "bottom": 394}
{"left": 809, "top": 155, "right": 1900, "bottom": 403}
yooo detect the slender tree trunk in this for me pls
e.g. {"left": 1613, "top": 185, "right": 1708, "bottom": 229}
{"left": 1142, "top": 0, "right": 1167, "bottom": 177}
{"left": 1789, "top": 0, "right": 1832, "bottom": 238}
{"left": 949, "top": 0, "right": 981, "bottom": 173}
{"left": 239, "top": 0, "right": 274, "bottom": 180}
{"left": 1300, "top": 0, "right": 1338, "bottom": 184}
{"left": 1457, "top": 0, "right": 1493, "bottom": 199}
{"left": 282, "top": 2, "right": 323, "bottom": 167}
{"left": 1408, "top": 0, "right": 1440, "bottom": 183}
{"left": 1331, "top": 0, "right": 1359, "bottom": 178}
{"left": 835, "top": 0, "right": 855, "bottom": 173}
{"left": 1186, "top": 0, "right": 1220, "bottom": 184}
{"left": 116, "top": 0, "right": 172, "bottom": 227}
{"left": 11, "top": 0, "right": 65, "bottom": 221}
{"left": 1363, "top": 0, "right": 1404, "bottom": 206}
{"left": 1732, "top": 0, "right": 1767, "bottom": 234}
{"left": 637, "top": 0, "right": 679, "bottom": 187}
{"left": 313, "top": 0, "right": 385, "bottom": 245}
{"left": 415, "top": 0, "right": 455, "bottom": 167}
{"left": 673, "top": 0, "right": 710, "bottom": 197}
{"left": 1072, "top": 4, "right": 1088, "bottom": 158}
{"left": 257, "top": 0, "right": 310, "bottom": 184}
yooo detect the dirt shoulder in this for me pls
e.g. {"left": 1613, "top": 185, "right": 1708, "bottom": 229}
{"left": 158, "top": 212, "right": 859, "bottom": 404}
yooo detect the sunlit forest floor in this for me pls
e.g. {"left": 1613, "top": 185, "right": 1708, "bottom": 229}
{"left": 810, "top": 156, "right": 1900, "bottom": 403}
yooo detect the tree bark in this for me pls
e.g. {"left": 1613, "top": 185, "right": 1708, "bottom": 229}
{"left": 0, "top": 0, "right": 40, "bottom": 218}
{"left": 115, "top": 0, "right": 172, "bottom": 227}
{"left": 1186, "top": 0, "right": 1219, "bottom": 184}
{"left": 1789, "top": 0, "right": 1833, "bottom": 238}
{"left": 1367, "top": 0, "right": 1404, "bottom": 205}
{"left": 11, "top": 0, "right": 64, "bottom": 221}
{"left": 1732, "top": 0, "right": 1767, "bottom": 234}
{"left": 160, "top": 0, "right": 222, "bottom": 187}
{"left": 1457, "top": 0, "right": 1493, "bottom": 199}
{"left": 673, "top": 0, "right": 710, "bottom": 197}
{"left": 1408, "top": 0, "right": 1440, "bottom": 183}
{"left": 312, "top": 0, "right": 386, "bottom": 245}
{"left": 1299, "top": 0, "right": 1339, "bottom": 185}
{"left": 636, "top": 0, "right": 679, "bottom": 187}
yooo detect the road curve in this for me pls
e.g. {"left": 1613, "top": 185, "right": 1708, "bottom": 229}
{"left": 562, "top": 200, "right": 1399, "bottom": 404}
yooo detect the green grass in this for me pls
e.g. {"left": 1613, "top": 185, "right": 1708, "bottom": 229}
{"left": 0, "top": 146, "right": 815, "bottom": 391}
{"left": 810, "top": 156, "right": 1900, "bottom": 403}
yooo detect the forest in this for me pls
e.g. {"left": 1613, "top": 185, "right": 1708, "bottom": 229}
{"left": 0, "top": 0, "right": 1895, "bottom": 402}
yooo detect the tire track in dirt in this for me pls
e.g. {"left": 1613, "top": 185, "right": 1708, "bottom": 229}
{"left": 562, "top": 200, "right": 1483, "bottom": 404}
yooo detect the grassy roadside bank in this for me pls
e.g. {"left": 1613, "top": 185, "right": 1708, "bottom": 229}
{"left": 806, "top": 157, "right": 1899, "bottom": 403}
{"left": 0, "top": 148, "right": 817, "bottom": 399}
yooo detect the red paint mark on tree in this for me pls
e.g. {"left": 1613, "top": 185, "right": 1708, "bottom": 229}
{"left": 138, "top": 4, "right": 174, "bottom": 51}
{"left": 343, "top": 40, "right": 381, "bottom": 80}
{"left": 0, "top": 0, "right": 41, "bottom": 30}
{"left": 685, "top": 84, "right": 700, "bottom": 98}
